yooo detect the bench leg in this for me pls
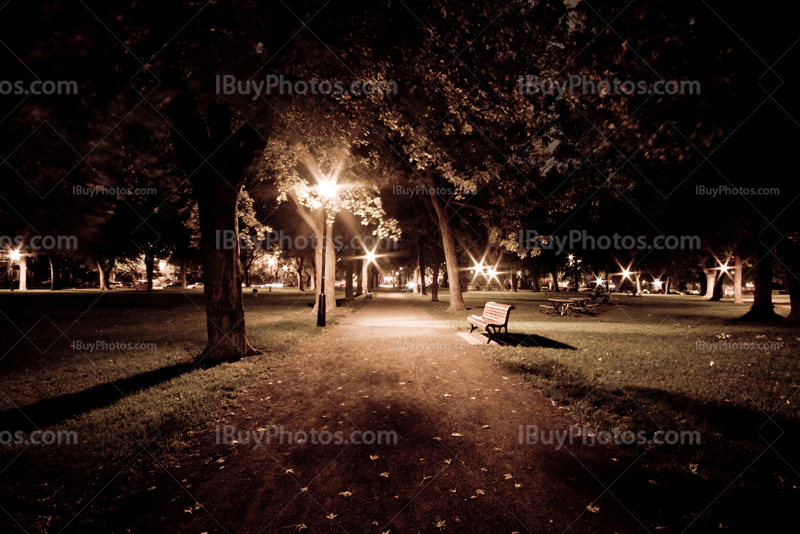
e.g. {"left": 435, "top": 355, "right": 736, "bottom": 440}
{"left": 469, "top": 324, "right": 477, "bottom": 333}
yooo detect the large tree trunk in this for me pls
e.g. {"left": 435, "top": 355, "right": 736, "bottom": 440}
{"left": 18, "top": 255, "right": 27, "bottom": 291}
{"left": 96, "top": 258, "right": 107, "bottom": 290}
{"left": 665, "top": 276, "right": 671, "bottom": 295}
{"left": 145, "top": 254, "right": 154, "bottom": 291}
{"left": 778, "top": 238, "right": 799, "bottom": 323}
{"left": 48, "top": 253, "right": 62, "bottom": 291}
{"left": 733, "top": 253, "right": 743, "bottom": 304}
{"left": 180, "top": 259, "right": 187, "bottom": 290}
{"left": 425, "top": 172, "right": 467, "bottom": 312}
{"left": 418, "top": 236, "right": 426, "bottom": 295}
{"left": 737, "top": 240, "right": 781, "bottom": 321}
{"left": 311, "top": 221, "right": 336, "bottom": 313}
{"left": 413, "top": 267, "right": 420, "bottom": 294}
{"left": 362, "top": 258, "right": 370, "bottom": 293}
{"left": 531, "top": 264, "right": 540, "bottom": 292}
{"left": 168, "top": 99, "right": 266, "bottom": 363}
{"left": 550, "top": 265, "right": 559, "bottom": 292}
{"left": 702, "top": 269, "right": 715, "bottom": 299}
{"left": 431, "top": 260, "right": 439, "bottom": 302}
{"left": 345, "top": 258, "right": 354, "bottom": 300}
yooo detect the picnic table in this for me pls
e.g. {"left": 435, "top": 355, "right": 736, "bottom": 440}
{"left": 547, "top": 298, "right": 575, "bottom": 316}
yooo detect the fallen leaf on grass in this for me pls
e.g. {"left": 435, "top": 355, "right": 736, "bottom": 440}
{"left": 370, "top": 455, "right": 380, "bottom": 460}
{"left": 515, "top": 484, "right": 522, "bottom": 488}
{"left": 689, "top": 463, "right": 699, "bottom": 474}
{"left": 504, "top": 474, "right": 513, "bottom": 480}
{"left": 433, "top": 437, "right": 442, "bottom": 441}
{"left": 648, "top": 480, "right": 659, "bottom": 486}
{"left": 451, "top": 433, "right": 463, "bottom": 437}
{"left": 421, "top": 475, "right": 434, "bottom": 485}
{"left": 326, "top": 513, "right": 337, "bottom": 520}
{"left": 300, "top": 487, "right": 308, "bottom": 492}
{"left": 493, "top": 447, "right": 502, "bottom": 451}
{"left": 475, "top": 489, "right": 485, "bottom": 495}
{"left": 380, "top": 472, "right": 390, "bottom": 478}
{"left": 480, "top": 425, "right": 490, "bottom": 430}
{"left": 449, "top": 489, "right": 457, "bottom": 493}
{"left": 435, "top": 519, "right": 446, "bottom": 528}
{"left": 338, "top": 491, "right": 352, "bottom": 498}
{"left": 286, "top": 469, "right": 294, "bottom": 474}
{"left": 215, "top": 458, "right": 225, "bottom": 464}
{"left": 587, "top": 504, "right": 600, "bottom": 513}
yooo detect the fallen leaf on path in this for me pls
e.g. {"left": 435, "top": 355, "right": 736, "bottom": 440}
{"left": 435, "top": 519, "right": 446, "bottom": 528}
{"left": 480, "top": 425, "right": 490, "bottom": 429}
{"left": 475, "top": 489, "right": 485, "bottom": 495}
{"left": 493, "top": 447, "right": 502, "bottom": 451}
{"left": 338, "top": 491, "right": 352, "bottom": 498}
{"left": 215, "top": 458, "right": 225, "bottom": 464}
{"left": 451, "top": 433, "right": 463, "bottom": 437}
{"left": 504, "top": 474, "right": 513, "bottom": 480}
{"left": 587, "top": 504, "right": 600, "bottom": 513}
{"left": 433, "top": 437, "right": 442, "bottom": 441}
{"left": 326, "top": 513, "right": 337, "bottom": 520}
{"left": 444, "top": 394, "right": 451, "bottom": 397}
{"left": 689, "top": 463, "right": 699, "bottom": 474}
{"left": 300, "top": 487, "right": 308, "bottom": 492}
{"left": 421, "top": 475, "right": 434, "bottom": 485}
{"left": 370, "top": 455, "right": 380, "bottom": 460}
{"left": 449, "top": 489, "right": 456, "bottom": 493}
{"left": 515, "top": 484, "right": 522, "bottom": 488}
{"left": 286, "top": 469, "right": 294, "bottom": 474}
{"left": 443, "top": 459, "right": 451, "bottom": 464}
{"left": 380, "top": 472, "right": 390, "bottom": 478}
{"left": 648, "top": 479, "right": 659, "bottom": 486}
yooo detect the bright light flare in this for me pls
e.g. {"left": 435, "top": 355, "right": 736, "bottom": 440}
{"left": 9, "top": 249, "right": 21, "bottom": 261}
{"left": 317, "top": 179, "right": 338, "bottom": 199}
{"left": 621, "top": 269, "right": 631, "bottom": 279}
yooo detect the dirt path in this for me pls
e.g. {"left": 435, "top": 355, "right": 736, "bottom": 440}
{"left": 125, "top": 291, "right": 657, "bottom": 533}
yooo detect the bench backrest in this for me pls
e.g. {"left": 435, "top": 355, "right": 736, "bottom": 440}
{"left": 482, "top": 302, "right": 515, "bottom": 325}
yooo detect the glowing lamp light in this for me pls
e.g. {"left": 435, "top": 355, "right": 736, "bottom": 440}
{"left": 366, "top": 250, "right": 377, "bottom": 264}
{"left": 318, "top": 179, "right": 337, "bottom": 199}
{"left": 595, "top": 278, "right": 604, "bottom": 285}
{"left": 9, "top": 249, "right": 21, "bottom": 262}
{"left": 622, "top": 269, "right": 631, "bottom": 279}
{"left": 719, "top": 263, "right": 730, "bottom": 273}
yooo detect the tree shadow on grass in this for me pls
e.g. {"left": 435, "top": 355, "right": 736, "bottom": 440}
{"left": 0, "top": 360, "right": 216, "bottom": 433}
{"left": 484, "top": 332, "right": 577, "bottom": 349}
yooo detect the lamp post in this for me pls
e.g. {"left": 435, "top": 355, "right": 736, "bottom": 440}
{"left": 316, "top": 179, "right": 337, "bottom": 327}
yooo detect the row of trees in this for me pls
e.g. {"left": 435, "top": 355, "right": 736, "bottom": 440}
{"left": 1, "top": 0, "right": 798, "bottom": 363}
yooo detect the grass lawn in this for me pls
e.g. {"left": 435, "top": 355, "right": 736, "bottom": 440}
{"left": 407, "top": 289, "right": 800, "bottom": 520}
{"left": 0, "top": 288, "right": 364, "bottom": 532}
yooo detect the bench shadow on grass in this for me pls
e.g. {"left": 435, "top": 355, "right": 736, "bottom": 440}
{"left": 486, "top": 332, "right": 577, "bottom": 349}
{"left": 0, "top": 361, "right": 212, "bottom": 433}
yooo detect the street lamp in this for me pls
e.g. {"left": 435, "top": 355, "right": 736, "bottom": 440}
{"left": 317, "top": 179, "right": 338, "bottom": 327}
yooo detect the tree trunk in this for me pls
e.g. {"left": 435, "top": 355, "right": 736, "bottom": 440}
{"left": 418, "top": 236, "right": 426, "bottom": 295}
{"left": 431, "top": 260, "right": 439, "bottom": 302}
{"left": 297, "top": 256, "right": 304, "bottom": 291}
{"left": 18, "top": 255, "right": 27, "bottom": 291}
{"left": 96, "top": 258, "right": 107, "bottom": 290}
{"left": 356, "top": 260, "right": 363, "bottom": 296}
{"left": 778, "top": 238, "right": 799, "bottom": 323}
{"left": 145, "top": 254, "right": 154, "bottom": 291}
{"left": 634, "top": 273, "right": 641, "bottom": 295}
{"left": 665, "top": 276, "right": 671, "bottom": 295}
{"left": 702, "top": 269, "right": 716, "bottom": 299}
{"left": 531, "top": 265, "right": 540, "bottom": 292}
{"left": 413, "top": 267, "right": 420, "bottom": 294}
{"left": 48, "top": 253, "right": 62, "bottom": 290}
{"left": 733, "top": 252, "right": 743, "bottom": 304}
{"left": 243, "top": 262, "right": 251, "bottom": 288}
{"left": 168, "top": 98, "right": 266, "bottom": 363}
{"left": 550, "top": 265, "right": 559, "bottom": 292}
{"left": 737, "top": 240, "right": 781, "bottom": 321}
{"left": 426, "top": 173, "right": 467, "bottom": 312}
{"left": 345, "top": 258, "right": 354, "bottom": 300}
{"left": 181, "top": 259, "right": 187, "bottom": 289}
{"left": 311, "top": 221, "right": 337, "bottom": 313}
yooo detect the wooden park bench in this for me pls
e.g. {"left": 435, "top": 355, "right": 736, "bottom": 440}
{"left": 467, "top": 302, "right": 515, "bottom": 343}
